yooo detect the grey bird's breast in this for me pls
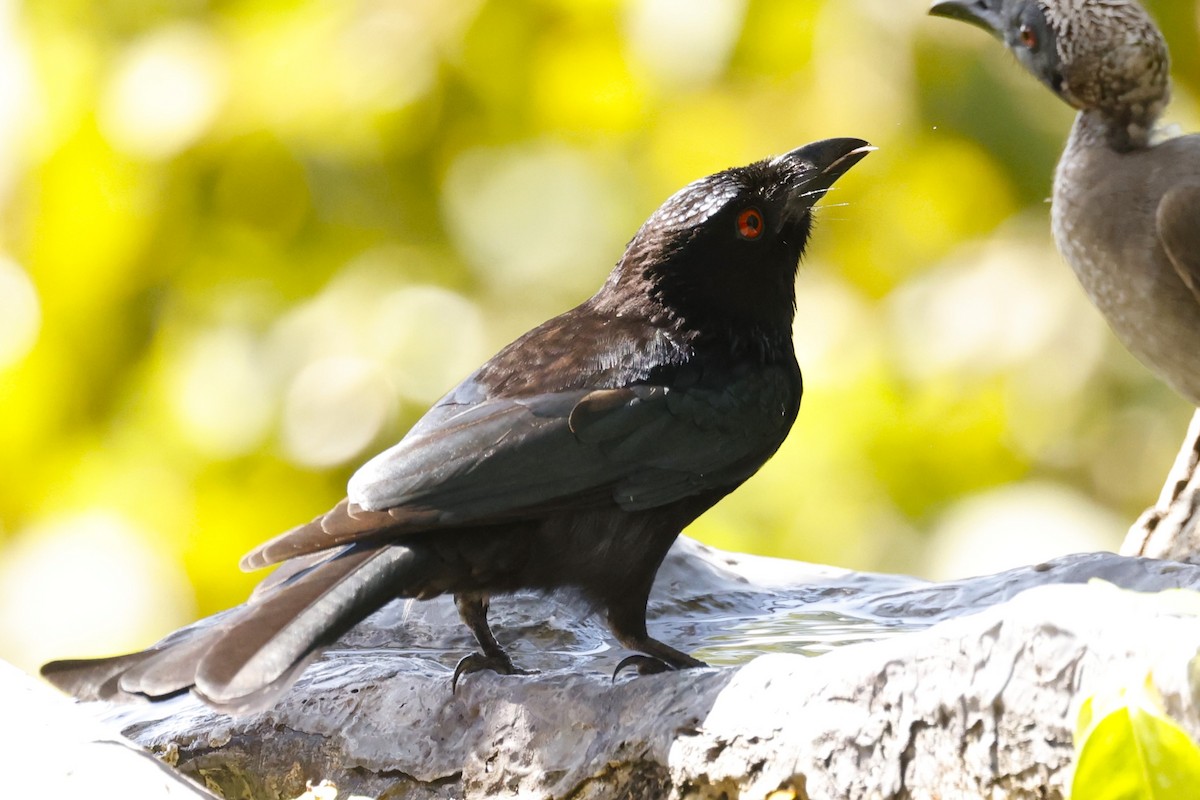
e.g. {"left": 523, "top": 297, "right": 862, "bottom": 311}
{"left": 1052, "top": 120, "right": 1200, "bottom": 405}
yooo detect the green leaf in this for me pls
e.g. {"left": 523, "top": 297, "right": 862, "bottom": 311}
{"left": 1072, "top": 705, "right": 1200, "bottom": 800}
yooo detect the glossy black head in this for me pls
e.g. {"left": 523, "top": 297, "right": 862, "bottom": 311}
{"left": 929, "top": 0, "right": 1169, "bottom": 135}
{"left": 608, "top": 138, "right": 872, "bottom": 335}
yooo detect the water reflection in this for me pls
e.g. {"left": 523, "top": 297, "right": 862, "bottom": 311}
{"left": 322, "top": 589, "right": 927, "bottom": 679}
{"left": 694, "top": 608, "right": 920, "bottom": 666}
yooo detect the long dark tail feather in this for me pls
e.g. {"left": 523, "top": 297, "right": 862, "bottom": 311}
{"left": 247, "top": 549, "right": 343, "bottom": 600}
{"left": 41, "top": 651, "right": 169, "bottom": 703}
{"left": 41, "top": 543, "right": 427, "bottom": 715}
{"left": 118, "top": 628, "right": 225, "bottom": 697}
{"left": 195, "top": 545, "right": 420, "bottom": 707}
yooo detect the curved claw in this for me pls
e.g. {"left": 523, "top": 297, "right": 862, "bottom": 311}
{"left": 451, "top": 652, "right": 533, "bottom": 694}
{"left": 612, "top": 654, "right": 674, "bottom": 682}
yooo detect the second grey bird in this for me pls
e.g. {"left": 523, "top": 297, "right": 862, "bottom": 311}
{"left": 929, "top": 0, "right": 1200, "bottom": 405}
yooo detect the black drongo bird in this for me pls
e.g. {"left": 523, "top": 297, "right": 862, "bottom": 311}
{"left": 930, "top": 0, "right": 1200, "bottom": 405}
{"left": 41, "top": 138, "right": 871, "bottom": 713}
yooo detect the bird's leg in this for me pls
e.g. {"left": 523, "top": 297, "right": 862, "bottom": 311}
{"left": 605, "top": 589, "right": 706, "bottom": 681}
{"left": 451, "top": 592, "right": 531, "bottom": 692}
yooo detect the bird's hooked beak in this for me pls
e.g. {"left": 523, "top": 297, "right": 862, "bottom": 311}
{"left": 776, "top": 137, "right": 874, "bottom": 215}
{"left": 928, "top": 0, "right": 1004, "bottom": 36}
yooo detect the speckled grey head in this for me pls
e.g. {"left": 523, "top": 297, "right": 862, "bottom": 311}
{"left": 930, "top": 0, "right": 1169, "bottom": 138}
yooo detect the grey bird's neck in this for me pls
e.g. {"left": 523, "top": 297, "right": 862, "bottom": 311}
{"left": 1067, "top": 105, "right": 1163, "bottom": 154}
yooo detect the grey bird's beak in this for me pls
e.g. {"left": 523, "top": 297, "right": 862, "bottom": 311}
{"left": 776, "top": 137, "right": 874, "bottom": 212}
{"left": 928, "top": 0, "right": 1004, "bottom": 36}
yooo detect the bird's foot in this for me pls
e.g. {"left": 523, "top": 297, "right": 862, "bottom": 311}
{"left": 451, "top": 652, "right": 534, "bottom": 693}
{"left": 612, "top": 654, "right": 680, "bottom": 681}
{"left": 608, "top": 633, "right": 707, "bottom": 681}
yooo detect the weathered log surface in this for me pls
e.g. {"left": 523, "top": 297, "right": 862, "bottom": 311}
{"left": 86, "top": 538, "right": 1200, "bottom": 800}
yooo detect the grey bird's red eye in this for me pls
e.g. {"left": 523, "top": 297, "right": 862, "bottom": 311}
{"left": 1018, "top": 24, "right": 1037, "bottom": 49}
{"left": 736, "top": 207, "right": 764, "bottom": 240}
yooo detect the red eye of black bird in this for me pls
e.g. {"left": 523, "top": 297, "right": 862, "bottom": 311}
{"left": 1018, "top": 24, "right": 1037, "bottom": 49}
{"left": 736, "top": 207, "right": 764, "bottom": 240}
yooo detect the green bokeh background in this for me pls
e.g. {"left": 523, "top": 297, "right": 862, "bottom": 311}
{"left": 1, "top": 0, "right": 1196, "bottom": 670}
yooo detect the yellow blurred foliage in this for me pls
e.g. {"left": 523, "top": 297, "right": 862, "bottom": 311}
{"left": 0, "top": 0, "right": 1194, "bottom": 668}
